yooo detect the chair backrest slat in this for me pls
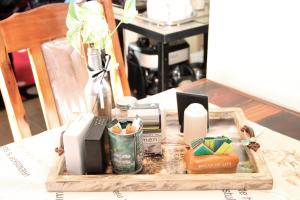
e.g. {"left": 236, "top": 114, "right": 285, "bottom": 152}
{"left": 0, "top": 36, "right": 32, "bottom": 141}
{"left": 28, "top": 45, "right": 61, "bottom": 129}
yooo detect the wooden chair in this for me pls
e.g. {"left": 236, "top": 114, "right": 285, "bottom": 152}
{"left": 0, "top": 1, "right": 130, "bottom": 141}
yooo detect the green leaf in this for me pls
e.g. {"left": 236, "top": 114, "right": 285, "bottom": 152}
{"left": 66, "top": 4, "right": 78, "bottom": 29}
{"left": 66, "top": 0, "right": 134, "bottom": 53}
{"left": 66, "top": 29, "right": 81, "bottom": 53}
{"left": 66, "top": 1, "right": 109, "bottom": 52}
{"left": 81, "top": 15, "right": 109, "bottom": 49}
{"left": 121, "top": 0, "right": 137, "bottom": 23}
{"left": 66, "top": 4, "right": 83, "bottom": 53}
{"left": 81, "top": 1, "right": 104, "bottom": 15}
{"left": 67, "top": 3, "right": 77, "bottom": 20}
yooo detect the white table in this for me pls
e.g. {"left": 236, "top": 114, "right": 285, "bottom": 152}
{"left": 1, "top": 89, "right": 300, "bottom": 200}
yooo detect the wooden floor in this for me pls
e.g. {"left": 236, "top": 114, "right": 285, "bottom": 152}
{"left": 0, "top": 98, "right": 46, "bottom": 146}
{"left": 1, "top": 79, "right": 299, "bottom": 146}
{"left": 181, "top": 79, "right": 300, "bottom": 140}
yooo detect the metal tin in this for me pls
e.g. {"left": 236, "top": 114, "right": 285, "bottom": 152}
{"left": 108, "top": 128, "right": 144, "bottom": 174}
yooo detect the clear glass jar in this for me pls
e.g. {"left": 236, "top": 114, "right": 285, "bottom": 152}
{"left": 115, "top": 96, "right": 137, "bottom": 121}
{"left": 95, "top": 74, "right": 112, "bottom": 120}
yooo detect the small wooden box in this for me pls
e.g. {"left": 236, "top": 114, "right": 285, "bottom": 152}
{"left": 46, "top": 108, "right": 273, "bottom": 192}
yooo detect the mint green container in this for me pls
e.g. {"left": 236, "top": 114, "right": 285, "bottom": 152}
{"left": 108, "top": 128, "right": 144, "bottom": 174}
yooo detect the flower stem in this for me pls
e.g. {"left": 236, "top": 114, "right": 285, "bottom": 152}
{"left": 109, "top": 21, "right": 122, "bottom": 38}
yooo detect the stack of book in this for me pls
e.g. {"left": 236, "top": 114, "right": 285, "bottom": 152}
{"left": 127, "top": 103, "right": 161, "bottom": 155}
{"left": 127, "top": 103, "right": 161, "bottom": 133}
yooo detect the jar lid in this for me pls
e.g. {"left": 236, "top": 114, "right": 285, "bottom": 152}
{"left": 116, "top": 96, "right": 137, "bottom": 110}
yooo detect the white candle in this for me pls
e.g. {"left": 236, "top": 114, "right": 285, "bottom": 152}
{"left": 63, "top": 114, "right": 94, "bottom": 175}
{"left": 183, "top": 103, "right": 207, "bottom": 146}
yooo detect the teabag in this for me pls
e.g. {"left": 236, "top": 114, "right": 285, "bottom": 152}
{"left": 132, "top": 115, "right": 142, "bottom": 130}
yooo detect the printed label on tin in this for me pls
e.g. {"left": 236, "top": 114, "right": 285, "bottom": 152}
{"left": 112, "top": 153, "right": 135, "bottom": 172}
{"left": 143, "top": 132, "right": 162, "bottom": 155}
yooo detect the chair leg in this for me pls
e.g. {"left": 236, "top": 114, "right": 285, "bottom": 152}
{"left": 0, "top": 53, "right": 32, "bottom": 141}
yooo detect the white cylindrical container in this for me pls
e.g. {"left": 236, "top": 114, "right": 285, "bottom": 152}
{"left": 183, "top": 103, "right": 207, "bottom": 146}
{"left": 192, "top": 0, "right": 205, "bottom": 10}
{"left": 147, "top": 0, "right": 193, "bottom": 23}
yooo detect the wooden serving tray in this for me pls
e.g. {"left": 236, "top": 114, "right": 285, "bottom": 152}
{"left": 46, "top": 108, "right": 273, "bottom": 191}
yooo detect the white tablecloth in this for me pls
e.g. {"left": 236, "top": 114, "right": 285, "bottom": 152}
{"left": 1, "top": 89, "right": 300, "bottom": 200}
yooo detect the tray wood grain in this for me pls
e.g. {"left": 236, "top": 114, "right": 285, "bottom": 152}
{"left": 46, "top": 107, "right": 273, "bottom": 191}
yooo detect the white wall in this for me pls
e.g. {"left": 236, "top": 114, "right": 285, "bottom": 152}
{"left": 207, "top": 0, "right": 300, "bottom": 112}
